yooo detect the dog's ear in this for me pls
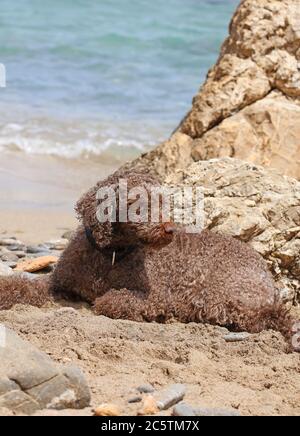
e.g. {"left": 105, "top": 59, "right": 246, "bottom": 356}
{"left": 75, "top": 184, "right": 115, "bottom": 249}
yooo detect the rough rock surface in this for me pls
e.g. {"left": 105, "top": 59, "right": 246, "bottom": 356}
{"left": 0, "top": 326, "right": 91, "bottom": 414}
{"left": 127, "top": 0, "right": 300, "bottom": 180}
{"left": 166, "top": 158, "right": 300, "bottom": 302}
{"left": 179, "top": 0, "right": 300, "bottom": 179}
{"left": 191, "top": 91, "right": 300, "bottom": 180}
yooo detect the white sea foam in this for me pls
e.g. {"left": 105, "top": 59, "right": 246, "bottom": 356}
{"left": 0, "top": 114, "right": 167, "bottom": 161}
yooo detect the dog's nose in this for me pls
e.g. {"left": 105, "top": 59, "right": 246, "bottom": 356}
{"left": 164, "top": 223, "right": 177, "bottom": 234}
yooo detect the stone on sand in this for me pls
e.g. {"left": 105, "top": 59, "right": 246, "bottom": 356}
{"left": 0, "top": 262, "right": 13, "bottom": 277}
{"left": 15, "top": 256, "right": 58, "bottom": 273}
{"left": 0, "top": 327, "right": 90, "bottom": 414}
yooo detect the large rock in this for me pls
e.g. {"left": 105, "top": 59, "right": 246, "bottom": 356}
{"left": 191, "top": 91, "right": 300, "bottom": 180}
{"left": 127, "top": 0, "right": 300, "bottom": 181}
{"left": 178, "top": 0, "right": 300, "bottom": 179}
{"left": 166, "top": 158, "right": 300, "bottom": 302}
{"left": 0, "top": 326, "right": 91, "bottom": 414}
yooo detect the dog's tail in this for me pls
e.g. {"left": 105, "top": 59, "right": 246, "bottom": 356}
{"left": 0, "top": 274, "right": 51, "bottom": 310}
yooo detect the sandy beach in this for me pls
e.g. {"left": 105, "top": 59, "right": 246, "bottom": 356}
{"left": 0, "top": 151, "right": 118, "bottom": 243}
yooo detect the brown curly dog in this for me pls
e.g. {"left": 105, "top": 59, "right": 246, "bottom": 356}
{"left": 0, "top": 170, "right": 298, "bottom": 352}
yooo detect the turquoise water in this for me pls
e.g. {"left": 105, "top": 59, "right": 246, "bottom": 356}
{"left": 0, "top": 0, "right": 239, "bottom": 160}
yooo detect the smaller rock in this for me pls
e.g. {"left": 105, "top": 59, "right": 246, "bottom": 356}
{"left": 0, "top": 262, "right": 13, "bottom": 277}
{"left": 15, "top": 256, "right": 58, "bottom": 273}
{"left": 7, "top": 244, "right": 26, "bottom": 252}
{"left": 27, "top": 245, "right": 50, "bottom": 255}
{"left": 193, "top": 407, "right": 241, "bottom": 417}
{"left": 1, "top": 253, "right": 19, "bottom": 263}
{"left": 137, "top": 383, "right": 155, "bottom": 394}
{"left": 5, "top": 262, "right": 17, "bottom": 269}
{"left": 0, "top": 328, "right": 91, "bottom": 414}
{"left": 0, "top": 238, "right": 22, "bottom": 246}
{"left": 45, "top": 239, "right": 68, "bottom": 251}
{"left": 172, "top": 403, "right": 196, "bottom": 416}
{"left": 137, "top": 396, "right": 158, "bottom": 416}
{"left": 31, "top": 252, "right": 53, "bottom": 259}
{"left": 94, "top": 404, "right": 121, "bottom": 416}
{"left": 13, "top": 251, "right": 26, "bottom": 259}
{"left": 224, "top": 333, "right": 251, "bottom": 343}
{"left": 128, "top": 396, "right": 142, "bottom": 404}
{"left": 156, "top": 384, "right": 186, "bottom": 411}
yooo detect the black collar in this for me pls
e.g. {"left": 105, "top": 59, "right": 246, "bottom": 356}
{"left": 85, "top": 226, "right": 136, "bottom": 263}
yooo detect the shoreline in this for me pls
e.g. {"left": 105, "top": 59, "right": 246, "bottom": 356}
{"left": 0, "top": 150, "right": 119, "bottom": 243}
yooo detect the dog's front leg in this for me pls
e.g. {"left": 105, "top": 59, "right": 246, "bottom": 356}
{"left": 93, "top": 288, "right": 146, "bottom": 322}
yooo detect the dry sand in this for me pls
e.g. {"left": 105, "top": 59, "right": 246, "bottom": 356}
{"left": 0, "top": 151, "right": 118, "bottom": 243}
{"left": 0, "top": 303, "right": 299, "bottom": 416}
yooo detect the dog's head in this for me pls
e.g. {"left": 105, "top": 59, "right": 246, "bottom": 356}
{"left": 76, "top": 171, "right": 177, "bottom": 250}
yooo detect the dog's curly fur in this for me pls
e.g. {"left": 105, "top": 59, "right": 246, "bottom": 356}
{"left": 0, "top": 170, "right": 298, "bottom": 350}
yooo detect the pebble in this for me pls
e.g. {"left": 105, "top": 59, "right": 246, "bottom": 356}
{"left": 173, "top": 403, "right": 241, "bottom": 417}
{"left": 15, "top": 256, "right": 58, "bottom": 273}
{"left": 94, "top": 404, "right": 121, "bottom": 416}
{"left": 128, "top": 396, "right": 142, "bottom": 404}
{"left": 193, "top": 407, "right": 241, "bottom": 417}
{"left": 137, "top": 396, "right": 158, "bottom": 416}
{"left": 5, "top": 262, "right": 17, "bottom": 269}
{"left": 0, "top": 238, "right": 20, "bottom": 246}
{"left": 45, "top": 239, "right": 68, "bottom": 251}
{"left": 13, "top": 251, "right": 26, "bottom": 259}
{"left": 0, "top": 261, "right": 13, "bottom": 276}
{"left": 224, "top": 333, "right": 251, "bottom": 343}
{"left": 172, "top": 403, "right": 195, "bottom": 416}
{"left": 156, "top": 384, "right": 186, "bottom": 411}
{"left": 27, "top": 245, "right": 50, "bottom": 254}
{"left": 7, "top": 244, "right": 26, "bottom": 252}
{"left": 1, "top": 252, "right": 19, "bottom": 262}
{"left": 137, "top": 383, "right": 155, "bottom": 394}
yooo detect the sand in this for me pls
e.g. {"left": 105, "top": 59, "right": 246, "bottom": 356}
{"left": 0, "top": 303, "right": 299, "bottom": 416}
{"left": 0, "top": 151, "right": 118, "bottom": 243}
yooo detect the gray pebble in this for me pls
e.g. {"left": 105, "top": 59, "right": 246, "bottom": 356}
{"left": 0, "top": 238, "right": 20, "bottom": 246}
{"left": 5, "top": 262, "right": 18, "bottom": 269}
{"left": 156, "top": 384, "right": 186, "bottom": 410}
{"left": 137, "top": 384, "right": 155, "bottom": 394}
{"left": 0, "top": 261, "right": 13, "bottom": 276}
{"left": 173, "top": 403, "right": 196, "bottom": 416}
{"left": 193, "top": 407, "right": 241, "bottom": 417}
{"left": 128, "top": 396, "right": 142, "bottom": 404}
{"left": 45, "top": 239, "right": 68, "bottom": 251}
{"left": 31, "top": 252, "right": 52, "bottom": 258}
{"left": 1, "top": 252, "right": 19, "bottom": 262}
{"left": 7, "top": 244, "right": 26, "bottom": 252}
{"left": 224, "top": 333, "right": 251, "bottom": 343}
{"left": 13, "top": 251, "right": 26, "bottom": 259}
{"left": 27, "top": 245, "right": 49, "bottom": 254}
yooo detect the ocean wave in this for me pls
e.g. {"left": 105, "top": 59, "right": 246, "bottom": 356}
{"left": 0, "top": 115, "right": 168, "bottom": 161}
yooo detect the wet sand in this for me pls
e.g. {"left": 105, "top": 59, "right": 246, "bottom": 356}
{"left": 0, "top": 151, "right": 119, "bottom": 243}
